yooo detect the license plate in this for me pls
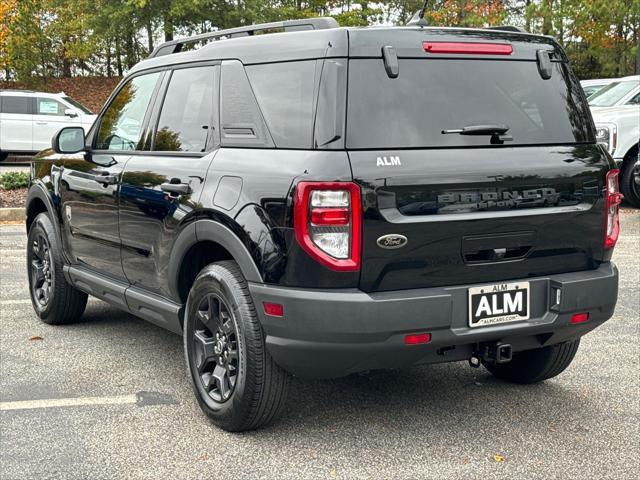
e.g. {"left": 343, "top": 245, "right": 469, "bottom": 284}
{"left": 468, "top": 282, "right": 530, "bottom": 328}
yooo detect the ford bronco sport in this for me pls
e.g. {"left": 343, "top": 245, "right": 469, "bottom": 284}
{"left": 26, "top": 18, "right": 620, "bottom": 431}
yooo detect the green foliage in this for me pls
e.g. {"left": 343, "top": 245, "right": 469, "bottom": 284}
{"left": 0, "top": 0, "right": 637, "bottom": 83}
{"left": 0, "top": 172, "right": 31, "bottom": 190}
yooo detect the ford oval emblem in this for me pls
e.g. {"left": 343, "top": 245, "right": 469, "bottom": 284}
{"left": 377, "top": 234, "right": 408, "bottom": 250}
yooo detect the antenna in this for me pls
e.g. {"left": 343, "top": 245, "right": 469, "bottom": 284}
{"left": 407, "top": 1, "right": 429, "bottom": 27}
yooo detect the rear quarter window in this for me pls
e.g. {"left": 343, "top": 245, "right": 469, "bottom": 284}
{"left": 246, "top": 61, "right": 317, "bottom": 149}
{"left": 346, "top": 59, "right": 593, "bottom": 149}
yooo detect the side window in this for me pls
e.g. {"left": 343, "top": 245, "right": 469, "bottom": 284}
{"left": 95, "top": 72, "right": 160, "bottom": 151}
{"left": 154, "top": 66, "right": 215, "bottom": 152}
{"left": 1, "top": 96, "right": 31, "bottom": 114}
{"left": 626, "top": 92, "right": 640, "bottom": 105}
{"left": 246, "top": 61, "right": 317, "bottom": 149}
{"left": 36, "top": 98, "right": 65, "bottom": 116}
{"left": 220, "top": 60, "right": 273, "bottom": 148}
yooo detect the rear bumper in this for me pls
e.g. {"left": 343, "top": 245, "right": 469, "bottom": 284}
{"left": 249, "top": 263, "right": 618, "bottom": 378}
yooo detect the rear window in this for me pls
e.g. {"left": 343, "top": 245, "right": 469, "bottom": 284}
{"left": 1, "top": 96, "right": 30, "bottom": 114}
{"left": 346, "top": 59, "right": 593, "bottom": 149}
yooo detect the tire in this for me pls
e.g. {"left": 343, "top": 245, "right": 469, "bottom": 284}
{"left": 27, "top": 213, "right": 88, "bottom": 324}
{"left": 620, "top": 154, "right": 640, "bottom": 208}
{"left": 483, "top": 339, "right": 580, "bottom": 384}
{"left": 0, "top": 151, "right": 8, "bottom": 162}
{"left": 184, "top": 260, "right": 289, "bottom": 431}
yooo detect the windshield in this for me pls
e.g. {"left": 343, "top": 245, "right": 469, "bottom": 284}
{"left": 588, "top": 80, "right": 638, "bottom": 107}
{"left": 346, "top": 59, "right": 593, "bottom": 149}
{"left": 63, "top": 96, "right": 93, "bottom": 114}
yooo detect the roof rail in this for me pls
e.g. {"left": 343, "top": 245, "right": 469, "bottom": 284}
{"left": 485, "top": 26, "right": 528, "bottom": 33}
{"left": 149, "top": 17, "right": 339, "bottom": 58}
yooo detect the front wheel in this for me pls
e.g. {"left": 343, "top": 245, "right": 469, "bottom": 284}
{"left": 184, "top": 261, "right": 289, "bottom": 431}
{"left": 484, "top": 339, "right": 580, "bottom": 384}
{"left": 27, "top": 213, "right": 88, "bottom": 324}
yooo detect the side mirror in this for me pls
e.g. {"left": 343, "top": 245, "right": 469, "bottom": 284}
{"left": 53, "top": 126, "right": 85, "bottom": 154}
{"left": 64, "top": 108, "right": 78, "bottom": 118}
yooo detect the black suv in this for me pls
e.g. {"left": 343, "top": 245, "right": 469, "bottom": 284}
{"left": 26, "top": 18, "right": 620, "bottom": 431}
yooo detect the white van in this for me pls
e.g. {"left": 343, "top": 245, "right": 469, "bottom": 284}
{"left": 0, "top": 90, "right": 97, "bottom": 160}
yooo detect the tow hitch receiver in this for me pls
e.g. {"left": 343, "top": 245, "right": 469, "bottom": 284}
{"left": 479, "top": 342, "right": 513, "bottom": 365}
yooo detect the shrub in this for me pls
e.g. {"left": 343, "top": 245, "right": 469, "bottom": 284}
{"left": 0, "top": 171, "right": 30, "bottom": 190}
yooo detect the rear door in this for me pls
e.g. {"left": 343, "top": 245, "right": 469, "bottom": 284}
{"left": 0, "top": 95, "right": 33, "bottom": 152}
{"left": 345, "top": 32, "right": 609, "bottom": 293}
{"left": 118, "top": 65, "right": 217, "bottom": 298}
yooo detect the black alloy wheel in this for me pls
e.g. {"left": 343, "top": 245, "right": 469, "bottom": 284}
{"left": 29, "top": 232, "right": 54, "bottom": 308}
{"left": 192, "top": 293, "right": 240, "bottom": 402}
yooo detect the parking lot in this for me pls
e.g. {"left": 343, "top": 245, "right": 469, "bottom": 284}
{"left": 0, "top": 209, "right": 638, "bottom": 479}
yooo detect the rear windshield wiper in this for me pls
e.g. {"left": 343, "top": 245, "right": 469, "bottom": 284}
{"left": 442, "top": 124, "right": 513, "bottom": 144}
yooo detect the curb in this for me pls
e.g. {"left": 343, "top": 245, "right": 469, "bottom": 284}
{"left": 0, "top": 208, "right": 25, "bottom": 222}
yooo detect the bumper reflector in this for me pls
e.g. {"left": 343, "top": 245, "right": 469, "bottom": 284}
{"left": 570, "top": 312, "right": 589, "bottom": 324}
{"left": 404, "top": 333, "right": 432, "bottom": 345}
{"left": 263, "top": 302, "right": 284, "bottom": 317}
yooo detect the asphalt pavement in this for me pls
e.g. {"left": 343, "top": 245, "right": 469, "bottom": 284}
{"left": 1, "top": 209, "right": 638, "bottom": 479}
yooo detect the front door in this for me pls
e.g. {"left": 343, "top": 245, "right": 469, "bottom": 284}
{"left": 59, "top": 71, "right": 162, "bottom": 280}
{"left": 32, "top": 97, "right": 80, "bottom": 151}
{"left": 119, "top": 65, "right": 218, "bottom": 298}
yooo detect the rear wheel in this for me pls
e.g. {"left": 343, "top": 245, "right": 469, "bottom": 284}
{"left": 27, "top": 213, "right": 88, "bottom": 324}
{"left": 483, "top": 339, "right": 580, "bottom": 384}
{"left": 184, "top": 261, "right": 289, "bottom": 431}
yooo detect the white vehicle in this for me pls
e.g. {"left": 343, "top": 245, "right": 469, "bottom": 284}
{"left": 588, "top": 75, "right": 640, "bottom": 111}
{"left": 0, "top": 90, "right": 97, "bottom": 161}
{"left": 580, "top": 78, "right": 619, "bottom": 97}
{"left": 592, "top": 104, "right": 640, "bottom": 207}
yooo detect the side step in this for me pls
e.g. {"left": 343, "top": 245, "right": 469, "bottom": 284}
{"left": 64, "top": 265, "right": 183, "bottom": 334}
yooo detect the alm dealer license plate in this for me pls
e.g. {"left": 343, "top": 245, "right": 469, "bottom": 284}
{"left": 468, "top": 282, "right": 530, "bottom": 328}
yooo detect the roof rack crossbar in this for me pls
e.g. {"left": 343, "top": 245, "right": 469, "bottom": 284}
{"left": 149, "top": 17, "right": 339, "bottom": 58}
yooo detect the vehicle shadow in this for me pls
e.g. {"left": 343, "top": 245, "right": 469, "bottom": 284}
{"left": 77, "top": 302, "right": 600, "bottom": 439}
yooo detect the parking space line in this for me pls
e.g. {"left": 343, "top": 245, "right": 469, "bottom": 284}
{"left": 0, "top": 394, "right": 139, "bottom": 411}
{"left": 0, "top": 299, "right": 32, "bottom": 305}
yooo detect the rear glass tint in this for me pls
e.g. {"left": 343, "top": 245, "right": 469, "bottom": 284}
{"left": 346, "top": 59, "right": 593, "bottom": 149}
{"left": 246, "top": 61, "right": 316, "bottom": 149}
{"left": 1, "top": 96, "right": 30, "bottom": 114}
{"left": 154, "top": 66, "right": 215, "bottom": 152}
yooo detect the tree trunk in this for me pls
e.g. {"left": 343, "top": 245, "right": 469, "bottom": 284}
{"left": 164, "top": 14, "right": 174, "bottom": 42}
{"left": 146, "top": 19, "right": 154, "bottom": 53}
{"left": 105, "top": 41, "right": 112, "bottom": 77}
{"left": 115, "top": 37, "right": 123, "bottom": 77}
{"left": 542, "top": 0, "right": 553, "bottom": 36}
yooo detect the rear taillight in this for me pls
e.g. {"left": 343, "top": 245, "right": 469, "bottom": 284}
{"left": 294, "top": 182, "right": 361, "bottom": 271}
{"left": 604, "top": 169, "right": 623, "bottom": 249}
{"left": 423, "top": 42, "right": 513, "bottom": 55}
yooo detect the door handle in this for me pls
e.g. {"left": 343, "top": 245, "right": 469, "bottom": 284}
{"left": 161, "top": 182, "right": 192, "bottom": 195}
{"left": 90, "top": 172, "right": 118, "bottom": 185}
{"left": 35, "top": 121, "right": 48, "bottom": 125}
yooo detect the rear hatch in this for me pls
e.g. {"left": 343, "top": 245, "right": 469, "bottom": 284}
{"left": 346, "top": 28, "right": 610, "bottom": 293}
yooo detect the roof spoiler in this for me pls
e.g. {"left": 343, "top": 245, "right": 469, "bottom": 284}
{"left": 149, "top": 17, "right": 339, "bottom": 58}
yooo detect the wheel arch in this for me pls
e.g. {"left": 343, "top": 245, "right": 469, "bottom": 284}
{"left": 169, "top": 219, "right": 263, "bottom": 305}
{"left": 26, "top": 184, "right": 63, "bottom": 243}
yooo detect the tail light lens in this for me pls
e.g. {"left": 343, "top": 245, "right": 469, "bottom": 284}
{"left": 604, "top": 169, "right": 623, "bottom": 249}
{"left": 294, "top": 182, "right": 361, "bottom": 271}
